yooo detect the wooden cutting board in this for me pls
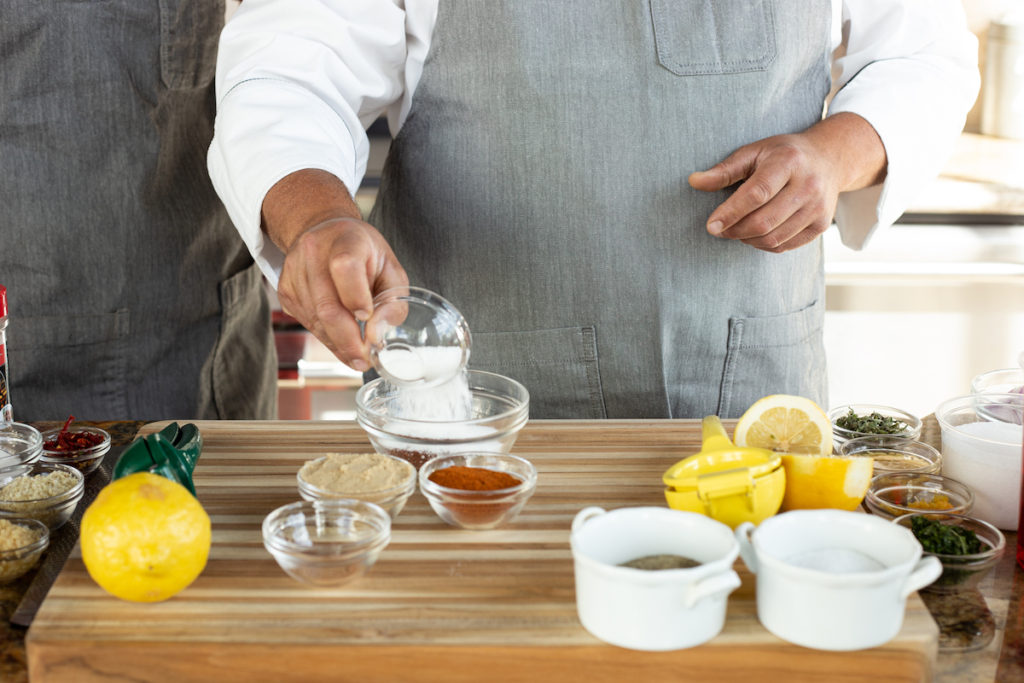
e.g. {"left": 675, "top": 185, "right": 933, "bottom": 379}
{"left": 26, "top": 420, "right": 937, "bottom": 682}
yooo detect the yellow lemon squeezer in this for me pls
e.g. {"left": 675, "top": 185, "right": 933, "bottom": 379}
{"left": 662, "top": 416, "right": 786, "bottom": 529}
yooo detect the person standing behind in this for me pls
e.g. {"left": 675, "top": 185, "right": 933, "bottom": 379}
{"left": 0, "top": 0, "right": 277, "bottom": 421}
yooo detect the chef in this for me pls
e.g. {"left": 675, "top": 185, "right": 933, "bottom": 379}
{"left": 209, "top": 0, "right": 978, "bottom": 418}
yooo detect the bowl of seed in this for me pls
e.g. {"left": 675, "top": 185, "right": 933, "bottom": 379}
{"left": 0, "top": 462, "right": 85, "bottom": 531}
{"left": 0, "top": 516, "right": 49, "bottom": 585}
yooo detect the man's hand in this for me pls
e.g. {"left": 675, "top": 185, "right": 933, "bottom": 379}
{"left": 688, "top": 112, "right": 887, "bottom": 253}
{"left": 262, "top": 169, "right": 408, "bottom": 372}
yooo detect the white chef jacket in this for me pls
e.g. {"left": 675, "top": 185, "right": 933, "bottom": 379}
{"left": 208, "top": 0, "right": 980, "bottom": 288}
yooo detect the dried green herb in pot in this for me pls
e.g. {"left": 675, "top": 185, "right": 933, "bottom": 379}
{"left": 910, "top": 515, "right": 983, "bottom": 555}
{"left": 834, "top": 409, "right": 909, "bottom": 435}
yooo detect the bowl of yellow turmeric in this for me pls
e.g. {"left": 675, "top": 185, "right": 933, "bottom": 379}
{"left": 864, "top": 472, "right": 974, "bottom": 520}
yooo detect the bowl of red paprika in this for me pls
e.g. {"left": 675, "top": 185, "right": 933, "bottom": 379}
{"left": 419, "top": 453, "right": 537, "bottom": 530}
{"left": 39, "top": 417, "right": 110, "bottom": 476}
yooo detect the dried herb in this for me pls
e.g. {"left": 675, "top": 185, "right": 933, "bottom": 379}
{"left": 834, "top": 409, "right": 909, "bottom": 435}
{"left": 910, "top": 516, "right": 983, "bottom": 556}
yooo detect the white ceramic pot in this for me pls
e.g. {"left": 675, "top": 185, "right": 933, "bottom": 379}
{"left": 570, "top": 506, "right": 741, "bottom": 651}
{"left": 736, "top": 509, "right": 942, "bottom": 651}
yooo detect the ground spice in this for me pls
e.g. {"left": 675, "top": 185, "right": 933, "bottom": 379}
{"left": 428, "top": 465, "right": 520, "bottom": 491}
{"left": 389, "top": 448, "right": 435, "bottom": 469}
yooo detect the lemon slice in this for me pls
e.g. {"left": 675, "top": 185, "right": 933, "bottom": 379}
{"left": 778, "top": 453, "right": 873, "bottom": 511}
{"left": 733, "top": 394, "right": 833, "bottom": 456}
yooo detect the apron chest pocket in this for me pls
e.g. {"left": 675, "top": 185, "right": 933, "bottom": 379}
{"left": 159, "top": 0, "right": 220, "bottom": 89}
{"left": 650, "top": 0, "right": 777, "bottom": 76}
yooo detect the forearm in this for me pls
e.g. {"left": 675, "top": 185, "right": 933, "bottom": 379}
{"left": 261, "top": 169, "right": 364, "bottom": 253}
{"left": 807, "top": 112, "right": 887, "bottom": 193}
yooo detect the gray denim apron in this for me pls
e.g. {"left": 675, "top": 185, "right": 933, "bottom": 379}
{"left": 371, "top": 0, "right": 830, "bottom": 419}
{"left": 0, "top": 0, "right": 277, "bottom": 421}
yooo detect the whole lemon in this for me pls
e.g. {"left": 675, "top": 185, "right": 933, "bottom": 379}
{"left": 81, "top": 472, "right": 211, "bottom": 602}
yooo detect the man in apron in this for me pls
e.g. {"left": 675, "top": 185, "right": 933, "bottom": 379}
{"left": 1, "top": 0, "right": 277, "bottom": 421}
{"left": 209, "top": 1, "right": 978, "bottom": 419}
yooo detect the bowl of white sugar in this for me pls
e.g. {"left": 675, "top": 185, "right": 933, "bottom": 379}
{"left": 355, "top": 369, "right": 529, "bottom": 469}
{"left": 936, "top": 393, "right": 1024, "bottom": 530}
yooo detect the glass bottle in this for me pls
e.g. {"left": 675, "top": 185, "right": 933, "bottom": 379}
{"left": 0, "top": 285, "right": 11, "bottom": 422}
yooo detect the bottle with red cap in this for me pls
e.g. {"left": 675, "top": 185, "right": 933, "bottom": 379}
{"left": 0, "top": 285, "right": 11, "bottom": 421}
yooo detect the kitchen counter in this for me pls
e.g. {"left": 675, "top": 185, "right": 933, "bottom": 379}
{"left": 4, "top": 417, "right": 1023, "bottom": 682}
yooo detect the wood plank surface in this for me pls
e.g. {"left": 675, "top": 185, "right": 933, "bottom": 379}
{"left": 26, "top": 420, "right": 938, "bottom": 682}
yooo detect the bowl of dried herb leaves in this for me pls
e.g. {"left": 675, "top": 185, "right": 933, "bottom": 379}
{"left": 892, "top": 512, "right": 1004, "bottom": 592}
{"left": 829, "top": 404, "right": 922, "bottom": 451}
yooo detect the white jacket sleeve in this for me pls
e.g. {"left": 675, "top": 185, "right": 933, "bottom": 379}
{"left": 830, "top": 0, "right": 980, "bottom": 250}
{"left": 207, "top": 0, "right": 409, "bottom": 286}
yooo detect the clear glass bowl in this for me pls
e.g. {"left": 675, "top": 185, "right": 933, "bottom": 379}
{"left": 892, "top": 512, "right": 1004, "bottom": 593}
{"left": 0, "top": 516, "right": 49, "bottom": 585}
{"left": 865, "top": 472, "right": 974, "bottom": 520}
{"left": 970, "top": 367, "right": 1024, "bottom": 396}
{"left": 829, "top": 404, "right": 922, "bottom": 449}
{"left": 839, "top": 436, "right": 942, "bottom": 475}
{"left": 0, "top": 462, "right": 85, "bottom": 530}
{"left": 39, "top": 425, "right": 111, "bottom": 475}
{"left": 0, "top": 422, "right": 43, "bottom": 474}
{"left": 365, "top": 286, "right": 471, "bottom": 388}
{"left": 262, "top": 499, "right": 391, "bottom": 587}
{"left": 418, "top": 452, "right": 537, "bottom": 530}
{"left": 296, "top": 453, "right": 416, "bottom": 520}
{"left": 356, "top": 369, "right": 529, "bottom": 469}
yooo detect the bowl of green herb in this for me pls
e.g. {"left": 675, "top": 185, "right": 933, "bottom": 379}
{"left": 892, "top": 512, "right": 1004, "bottom": 593}
{"left": 829, "top": 404, "right": 922, "bottom": 450}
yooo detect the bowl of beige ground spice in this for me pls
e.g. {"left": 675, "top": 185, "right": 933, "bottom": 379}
{"left": 0, "top": 516, "right": 49, "bottom": 584}
{"left": 297, "top": 452, "right": 416, "bottom": 520}
{"left": 0, "top": 463, "right": 84, "bottom": 531}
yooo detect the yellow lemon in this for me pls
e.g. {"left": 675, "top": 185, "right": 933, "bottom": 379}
{"left": 733, "top": 394, "right": 833, "bottom": 455}
{"left": 778, "top": 453, "right": 873, "bottom": 511}
{"left": 80, "top": 472, "right": 211, "bottom": 602}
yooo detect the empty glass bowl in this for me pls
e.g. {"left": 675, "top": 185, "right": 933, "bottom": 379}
{"left": 356, "top": 369, "right": 529, "bottom": 469}
{"left": 892, "top": 512, "right": 1005, "bottom": 593}
{"left": 296, "top": 452, "right": 416, "bottom": 520}
{"left": 39, "top": 425, "right": 111, "bottom": 475}
{"left": 840, "top": 436, "right": 941, "bottom": 475}
{"left": 829, "top": 404, "right": 922, "bottom": 450}
{"left": 365, "top": 286, "right": 471, "bottom": 388}
{"left": 0, "top": 516, "right": 49, "bottom": 585}
{"left": 864, "top": 472, "right": 974, "bottom": 520}
{"left": 0, "top": 422, "right": 43, "bottom": 474}
{"left": 970, "top": 367, "right": 1024, "bottom": 396}
{"left": 418, "top": 452, "right": 538, "bottom": 530}
{"left": 0, "top": 462, "right": 85, "bottom": 530}
{"left": 262, "top": 499, "right": 391, "bottom": 587}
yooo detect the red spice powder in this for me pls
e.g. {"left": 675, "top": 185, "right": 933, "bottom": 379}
{"left": 428, "top": 465, "right": 520, "bottom": 491}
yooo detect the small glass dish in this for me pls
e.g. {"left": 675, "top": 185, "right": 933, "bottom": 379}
{"left": 356, "top": 369, "right": 529, "bottom": 469}
{"left": 262, "top": 499, "right": 391, "bottom": 587}
{"left": 892, "top": 512, "right": 1005, "bottom": 593}
{"left": 970, "top": 367, "right": 1024, "bottom": 395}
{"left": 0, "top": 516, "right": 49, "bottom": 585}
{"left": 418, "top": 452, "right": 537, "bottom": 530}
{"left": 829, "top": 404, "right": 922, "bottom": 449}
{"left": 296, "top": 452, "right": 416, "bottom": 520}
{"left": 0, "top": 422, "right": 43, "bottom": 474}
{"left": 0, "top": 462, "right": 85, "bottom": 530}
{"left": 864, "top": 472, "right": 974, "bottom": 520}
{"left": 839, "top": 436, "right": 941, "bottom": 475}
{"left": 39, "top": 425, "right": 111, "bottom": 475}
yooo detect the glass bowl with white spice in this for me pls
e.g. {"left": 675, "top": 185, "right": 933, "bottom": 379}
{"left": 0, "top": 422, "right": 44, "bottom": 475}
{"left": 0, "top": 516, "right": 49, "bottom": 585}
{"left": 296, "top": 452, "right": 416, "bottom": 520}
{"left": 0, "top": 462, "right": 85, "bottom": 531}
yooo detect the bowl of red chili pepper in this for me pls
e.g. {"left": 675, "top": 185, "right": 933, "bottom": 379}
{"left": 418, "top": 452, "right": 537, "bottom": 530}
{"left": 39, "top": 417, "right": 110, "bottom": 476}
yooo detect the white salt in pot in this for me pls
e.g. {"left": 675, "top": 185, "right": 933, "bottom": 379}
{"left": 736, "top": 509, "right": 941, "bottom": 651}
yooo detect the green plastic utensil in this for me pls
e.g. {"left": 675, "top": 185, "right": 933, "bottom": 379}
{"left": 112, "top": 422, "right": 202, "bottom": 495}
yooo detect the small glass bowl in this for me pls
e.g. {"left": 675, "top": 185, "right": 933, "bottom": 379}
{"left": 262, "top": 499, "right": 391, "bottom": 587}
{"left": 864, "top": 472, "right": 974, "bottom": 520}
{"left": 418, "top": 453, "right": 538, "bottom": 530}
{"left": 0, "top": 422, "right": 43, "bottom": 474}
{"left": 892, "top": 512, "right": 1005, "bottom": 593}
{"left": 839, "top": 436, "right": 942, "bottom": 475}
{"left": 39, "top": 425, "right": 111, "bottom": 475}
{"left": 970, "top": 367, "right": 1024, "bottom": 395}
{"left": 0, "top": 463, "right": 85, "bottom": 531}
{"left": 829, "top": 404, "right": 922, "bottom": 449}
{"left": 356, "top": 369, "right": 529, "bottom": 469}
{"left": 296, "top": 453, "right": 416, "bottom": 520}
{"left": 0, "top": 516, "right": 49, "bottom": 585}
